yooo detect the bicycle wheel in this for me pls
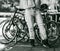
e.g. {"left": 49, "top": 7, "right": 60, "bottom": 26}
{"left": 17, "top": 23, "right": 29, "bottom": 43}
{"left": 2, "top": 20, "right": 17, "bottom": 44}
{"left": 34, "top": 24, "right": 42, "bottom": 45}
{"left": 47, "top": 21, "right": 59, "bottom": 46}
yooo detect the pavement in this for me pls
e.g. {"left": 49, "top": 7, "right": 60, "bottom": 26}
{"left": 8, "top": 43, "right": 60, "bottom": 51}
{"left": 1, "top": 38, "right": 60, "bottom": 51}
{"left": 8, "top": 45, "right": 54, "bottom": 51}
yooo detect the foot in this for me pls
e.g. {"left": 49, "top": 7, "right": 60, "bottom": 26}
{"left": 42, "top": 44, "right": 47, "bottom": 47}
{"left": 42, "top": 39, "right": 52, "bottom": 48}
{"left": 30, "top": 39, "right": 35, "bottom": 47}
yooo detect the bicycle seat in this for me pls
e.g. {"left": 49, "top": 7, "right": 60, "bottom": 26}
{"left": 18, "top": 9, "right": 25, "bottom": 11}
{"left": 16, "top": 6, "right": 25, "bottom": 11}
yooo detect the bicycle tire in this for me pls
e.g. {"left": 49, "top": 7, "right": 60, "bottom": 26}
{"left": 35, "top": 29, "right": 43, "bottom": 45}
{"left": 34, "top": 25, "right": 43, "bottom": 45}
{"left": 47, "top": 21, "right": 59, "bottom": 46}
{"left": 0, "top": 20, "right": 7, "bottom": 25}
{"left": 34, "top": 21, "right": 59, "bottom": 47}
{"left": 2, "top": 20, "right": 17, "bottom": 44}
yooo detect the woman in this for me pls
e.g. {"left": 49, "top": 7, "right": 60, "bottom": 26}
{"left": 19, "top": 0, "right": 50, "bottom": 47}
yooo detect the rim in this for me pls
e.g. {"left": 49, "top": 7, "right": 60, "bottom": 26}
{"left": 47, "top": 21, "right": 58, "bottom": 41}
{"left": 2, "top": 21, "right": 17, "bottom": 41}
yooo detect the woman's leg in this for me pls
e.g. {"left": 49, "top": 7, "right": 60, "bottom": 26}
{"left": 35, "top": 9, "right": 47, "bottom": 40}
{"left": 25, "top": 8, "right": 35, "bottom": 46}
{"left": 35, "top": 9, "right": 50, "bottom": 47}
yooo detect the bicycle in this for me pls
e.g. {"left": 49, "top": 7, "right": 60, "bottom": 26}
{"left": 1, "top": 6, "right": 59, "bottom": 47}
{"left": 1, "top": 6, "right": 41, "bottom": 45}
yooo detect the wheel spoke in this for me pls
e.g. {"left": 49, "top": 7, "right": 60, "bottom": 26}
{"left": 47, "top": 21, "right": 59, "bottom": 46}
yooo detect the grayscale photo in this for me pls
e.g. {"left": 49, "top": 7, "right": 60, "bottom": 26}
{"left": 0, "top": 0, "right": 60, "bottom": 51}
